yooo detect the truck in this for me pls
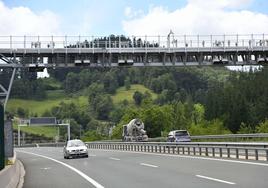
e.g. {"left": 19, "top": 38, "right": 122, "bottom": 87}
{"left": 122, "top": 119, "right": 148, "bottom": 142}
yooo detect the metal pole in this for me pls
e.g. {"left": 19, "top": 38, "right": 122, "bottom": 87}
{"left": 158, "top": 35, "right": 160, "bottom": 53}
{"left": 0, "top": 103, "right": 5, "bottom": 170}
{"left": 263, "top": 33, "right": 265, "bottom": 51}
{"left": 65, "top": 35, "right": 68, "bottom": 54}
{"left": 92, "top": 36, "right": 95, "bottom": 53}
{"left": 18, "top": 125, "right": 20, "bottom": 146}
{"left": 10, "top": 36, "right": 12, "bottom": 50}
{"left": 57, "top": 126, "right": 60, "bottom": 142}
{"left": 4, "top": 68, "right": 16, "bottom": 110}
{"left": 51, "top": 36, "right": 54, "bottom": 54}
{"left": 67, "top": 120, "right": 70, "bottom": 141}
{"left": 197, "top": 35, "right": 199, "bottom": 51}
{"left": 119, "top": 36, "right": 121, "bottom": 53}
{"left": 145, "top": 35, "right": 147, "bottom": 53}
{"left": 79, "top": 35, "right": 81, "bottom": 54}
{"left": 24, "top": 35, "right": 26, "bottom": 53}
{"left": 22, "top": 132, "right": 25, "bottom": 145}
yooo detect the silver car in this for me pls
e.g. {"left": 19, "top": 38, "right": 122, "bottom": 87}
{"left": 167, "top": 130, "right": 191, "bottom": 142}
{"left": 63, "top": 139, "right": 89, "bottom": 159}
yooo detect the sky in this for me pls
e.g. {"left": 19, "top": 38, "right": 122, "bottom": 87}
{"left": 1, "top": 0, "right": 268, "bottom": 36}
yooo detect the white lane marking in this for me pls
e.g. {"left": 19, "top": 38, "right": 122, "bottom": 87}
{"left": 109, "top": 157, "right": 120, "bottom": 161}
{"left": 196, "top": 175, "right": 235, "bottom": 185}
{"left": 17, "top": 150, "right": 104, "bottom": 188}
{"left": 89, "top": 154, "right": 97, "bottom": 157}
{"left": 91, "top": 149, "right": 268, "bottom": 167}
{"left": 140, "top": 163, "right": 158, "bottom": 168}
{"left": 40, "top": 167, "right": 51, "bottom": 170}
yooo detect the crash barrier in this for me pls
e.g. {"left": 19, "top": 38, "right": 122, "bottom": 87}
{"left": 87, "top": 142, "right": 268, "bottom": 161}
{"left": 0, "top": 158, "right": 25, "bottom": 188}
{"left": 15, "top": 142, "right": 65, "bottom": 148}
{"left": 148, "top": 133, "right": 268, "bottom": 142}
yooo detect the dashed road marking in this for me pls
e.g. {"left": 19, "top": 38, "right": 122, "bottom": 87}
{"left": 140, "top": 163, "right": 158, "bottom": 168}
{"left": 196, "top": 175, "right": 235, "bottom": 185}
{"left": 92, "top": 149, "right": 268, "bottom": 167}
{"left": 109, "top": 157, "right": 120, "bottom": 161}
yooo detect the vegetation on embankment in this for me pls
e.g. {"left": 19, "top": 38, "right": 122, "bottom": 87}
{"left": 4, "top": 66, "right": 268, "bottom": 141}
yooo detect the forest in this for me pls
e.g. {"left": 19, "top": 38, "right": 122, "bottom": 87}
{"left": 5, "top": 65, "right": 268, "bottom": 140}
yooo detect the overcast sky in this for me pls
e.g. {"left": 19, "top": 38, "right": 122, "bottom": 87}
{"left": 1, "top": 0, "right": 268, "bottom": 36}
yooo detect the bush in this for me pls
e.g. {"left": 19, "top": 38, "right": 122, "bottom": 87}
{"left": 189, "top": 119, "right": 231, "bottom": 135}
{"left": 81, "top": 130, "right": 104, "bottom": 141}
{"left": 256, "top": 119, "right": 268, "bottom": 133}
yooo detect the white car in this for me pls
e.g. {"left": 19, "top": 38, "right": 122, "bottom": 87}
{"left": 63, "top": 139, "right": 89, "bottom": 159}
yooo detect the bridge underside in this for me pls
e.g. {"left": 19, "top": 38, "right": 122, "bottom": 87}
{"left": 0, "top": 47, "right": 268, "bottom": 68}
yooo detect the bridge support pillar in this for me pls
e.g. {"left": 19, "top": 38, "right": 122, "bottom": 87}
{"left": 0, "top": 104, "right": 4, "bottom": 170}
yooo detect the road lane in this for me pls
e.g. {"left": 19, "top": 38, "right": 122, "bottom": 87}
{"left": 16, "top": 147, "right": 268, "bottom": 188}
{"left": 17, "top": 150, "right": 97, "bottom": 188}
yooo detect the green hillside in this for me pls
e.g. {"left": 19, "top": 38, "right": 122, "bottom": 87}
{"left": 13, "top": 124, "right": 58, "bottom": 139}
{"left": 112, "top": 84, "right": 157, "bottom": 104}
{"left": 7, "top": 90, "right": 87, "bottom": 116}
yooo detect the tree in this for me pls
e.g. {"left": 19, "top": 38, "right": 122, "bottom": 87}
{"left": 125, "top": 77, "right": 131, "bottom": 90}
{"left": 94, "top": 95, "right": 114, "bottom": 120}
{"left": 133, "top": 91, "right": 143, "bottom": 105}
{"left": 103, "top": 72, "right": 119, "bottom": 94}
{"left": 64, "top": 72, "right": 80, "bottom": 93}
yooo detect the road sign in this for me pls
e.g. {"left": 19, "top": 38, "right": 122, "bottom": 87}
{"left": 29, "top": 117, "right": 57, "bottom": 126}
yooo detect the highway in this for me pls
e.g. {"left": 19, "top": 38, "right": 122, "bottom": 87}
{"left": 16, "top": 147, "right": 268, "bottom": 188}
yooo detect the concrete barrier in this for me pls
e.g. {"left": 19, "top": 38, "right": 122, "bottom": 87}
{"left": 0, "top": 157, "right": 25, "bottom": 188}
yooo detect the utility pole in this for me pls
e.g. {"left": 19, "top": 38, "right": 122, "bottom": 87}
{"left": 0, "top": 103, "right": 5, "bottom": 170}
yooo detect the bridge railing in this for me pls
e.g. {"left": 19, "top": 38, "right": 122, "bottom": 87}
{"left": 87, "top": 142, "right": 268, "bottom": 161}
{"left": 1, "top": 34, "right": 268, "bottom": 50}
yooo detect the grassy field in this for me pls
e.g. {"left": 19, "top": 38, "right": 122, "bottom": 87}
{"left": 7, "top": 90, "right": 88, "bottom": 116}
{"left": 13, "top": 124, "right": 58, "bottom": 138}
{"left": 7, "top": 84, "right": 156, "bottom": 115}
{"left": 112, "top": 84, "right": 157, "bottom": 104}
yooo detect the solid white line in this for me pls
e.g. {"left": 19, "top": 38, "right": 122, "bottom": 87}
{"left": 90, "top": 149, "right": 268, "bottom": 167}
{"left": 109, "top": 157, "right": 120, "bottom": 161}
{"left": 196, "top": 175, "right": 235, "bottom": 185}
{"left": 140, "top": 163, "right": 158, "bottom": 168}
{"left": 17, "top": 150, "right": 104, "bottom": 188}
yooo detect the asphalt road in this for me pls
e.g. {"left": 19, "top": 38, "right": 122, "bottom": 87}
{"left": 16, "top": 147, "right": 268, "bottom": 188}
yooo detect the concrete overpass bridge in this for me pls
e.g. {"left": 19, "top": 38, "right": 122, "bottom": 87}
{"left": 0, "top": 34, "right": 268, "bottom": 68}
{"left": 1, "top": 33, "right": 267, "bottom": 110}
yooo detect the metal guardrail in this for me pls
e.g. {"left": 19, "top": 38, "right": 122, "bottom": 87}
{"left": 148, "top": 133, "right": 268, "bottom": 142}
{"left": 14, "top": 142, "right": 65, "bottom": 148}
{"left": 191, "top": 133, "right": 268, "bottom": 139}
{"left": 0, "top": 34, "right": 268, "bottom": 50}
{"left": 87, "top": 142, "right": 268, "bottom": 161}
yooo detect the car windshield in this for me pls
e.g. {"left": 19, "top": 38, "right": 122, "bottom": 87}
{"left": 175, "top": 131, "right": 188, "bottom": 136}
{"left": 67, "top": 140, "right": 85, "bottom": 147}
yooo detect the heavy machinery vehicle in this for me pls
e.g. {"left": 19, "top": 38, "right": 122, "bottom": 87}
{"left": 122, "top": 119, "right": 148, "bottom": 142}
